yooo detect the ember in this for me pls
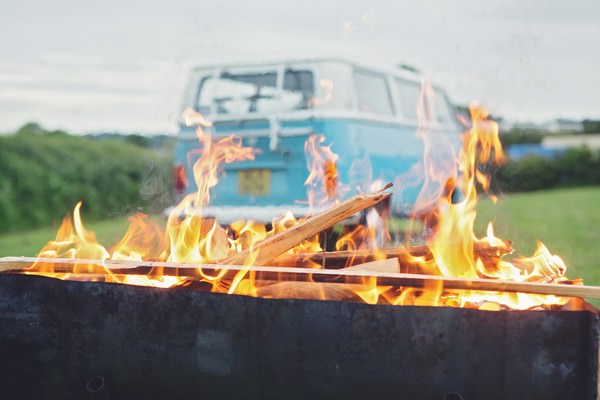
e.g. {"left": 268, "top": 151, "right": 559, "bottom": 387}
{"left": 0, "top": 83, "right": 589, "bottom": 311}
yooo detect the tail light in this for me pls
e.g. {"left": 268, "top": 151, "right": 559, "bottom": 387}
{"left": 173, "top": 164, "right": 188, "bottom": 194}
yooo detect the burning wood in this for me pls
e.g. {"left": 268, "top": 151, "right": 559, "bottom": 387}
{"left": 0, "top": 256, "right": 594, "bottom": 303}
{"left": 342, "top": 257, "right": 400, "bottom": 273}
{"left": 221, "top": 185, "right": 392, "bottom": 266}
{"left": 274, "top": 240, "right": 512, "bottom": 270}
{"left": 0, "top": 101, "right": 594, "bottom": 312}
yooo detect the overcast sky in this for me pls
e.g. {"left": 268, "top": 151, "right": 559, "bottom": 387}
{"left": 1, "top": 0, "right": 599, "bottom": 134}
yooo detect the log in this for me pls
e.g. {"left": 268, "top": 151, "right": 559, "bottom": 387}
{"left": 0, "top": 256, "right": 598, "bottom": 300}
{"left": 274, "top": 241, "right": 512, "bottom": 269}
{"left": 256, "top": 281, "right": 361, "bottom": 302}
{"left": 220, "top": 185, "right": 392, "bottom": 266}
{"left": 342, "top": 257, "right": 399, "bottom": 273}
{"left": 253, "top": 259, "right": 399, "bottom": 301}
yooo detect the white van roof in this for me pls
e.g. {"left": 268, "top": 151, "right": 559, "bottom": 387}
{"left": 190, "top": 58, "right": 423, "bottom": 83}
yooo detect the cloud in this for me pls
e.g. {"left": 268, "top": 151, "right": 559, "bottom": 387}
{"left": 0, "top": 0, "right": 598, "bottom": 132}
{"left": 39, "top": 52, "right": 105, "bottom": 66}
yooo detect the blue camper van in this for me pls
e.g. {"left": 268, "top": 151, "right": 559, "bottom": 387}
{"left": 171, "top": 59, "right": 461, "bottom": 222}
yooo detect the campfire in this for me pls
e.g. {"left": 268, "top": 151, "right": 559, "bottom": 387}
{"left": 1, "top": 82, "right": 599, "bottom": 400}
{"left": 0, "top": 85, "right": 596, "bottom": 311}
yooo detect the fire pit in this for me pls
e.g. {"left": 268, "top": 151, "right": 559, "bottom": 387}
{"left": 1, "top": 102, "right": 598, "bottom": 399}
{"left": 0, "top": 273, "right": 597, "bottom": 400}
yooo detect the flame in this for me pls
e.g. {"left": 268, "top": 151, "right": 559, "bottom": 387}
{"left": 16, "top": 96, "right": 581, "bottom": 311}
{"left": 304, "top": 134, "right": 386, "bottom": 255}
{"left": 304, "top": 134, "right": 340, "bottom": 208}
{"left": 271, "top": 211, "right": 322, "bottom": 256}
{"left": 26, "top": 109, "right": 259, "bottom": 288}
{"left": 394, "top": 83, "right": 572, "bottom": 309}
{"left": 164, "top": 108, "right": 257, "bottom": 265}
{"left": 110, "top": 214, "right": 164, "bottom": 261}
{"left": 33, "top": 202, "right": 109, "bottom": 275}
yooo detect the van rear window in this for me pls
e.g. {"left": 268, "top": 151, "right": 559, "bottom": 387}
{"left": 283, "top": 69, "right": 314, "bottom": 110}
{"left": 197, "top": 71, "right": 277, "bottom": 115}
{"left": 196, "top": 69, "right": 314, "bottom": 115}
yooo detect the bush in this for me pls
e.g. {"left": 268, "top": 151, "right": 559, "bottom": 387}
{"left": 499, "top": 129, "right": 545, "bottom": 147}
{"left": 582, "top": 119, "right": 600, "bottom": 134}
{"left": 0, "top": 126, "right": 172, "bottom": 233}
{"left": 493, "top": 147, "right": 600, "bottom": 193}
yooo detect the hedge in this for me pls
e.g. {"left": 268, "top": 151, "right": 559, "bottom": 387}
{"left": 0, "top": 129, "right": 172, "bottom": 233}
{"left": 493, "top": 147, "right": 600, "bottom": 193}
{"left": 2, "top": 125, "right": 598, "bottom": 233}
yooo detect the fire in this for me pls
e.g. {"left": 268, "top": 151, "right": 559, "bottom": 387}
{"left": 42, "top": 202, "right": 108, "bottom": 261}
{"left": 304, "top": 134, "right": 340, "bottom": 208}
{"left": 270, "top": 211, "right": 322, "bottom": 255}
{"left": 390, "top": 82, "right": 570, "bottom": 309}
{"left": 12, "top": 88, "right": 581, "bottom": 311}
{"left": 110, "top": 213, "right": 164, "bottom": 261}
{"left": 165, "top": 109, "right": 257, "bottom": 264}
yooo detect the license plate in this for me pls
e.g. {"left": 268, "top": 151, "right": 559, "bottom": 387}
{"left": 238, "top": 169, "right": 271, "bottom": 196}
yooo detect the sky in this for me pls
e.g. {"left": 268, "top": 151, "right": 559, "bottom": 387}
{"left": 1, "top": 0, "right": 599, "bottom": 134}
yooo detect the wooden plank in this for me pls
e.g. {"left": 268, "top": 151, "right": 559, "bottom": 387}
{"left": 274, "top": 241, "right": 512, "bottom": 268}
{"left": 220, "top": 185, "right": 392, "bottom": 266}
{"left": 342, "top": 257, "right": 400, "bottom": 273}
{"left": 0, "top": 256, "right": 598, "bottom": 300}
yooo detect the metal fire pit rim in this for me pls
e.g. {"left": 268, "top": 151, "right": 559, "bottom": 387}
{"left": 2, "top": 272, "right": 598, "bottom": 318}
{"left": 1, "top": 271, "right": 598, "bottom": 400}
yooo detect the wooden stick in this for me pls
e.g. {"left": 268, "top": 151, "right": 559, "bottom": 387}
{"left": 0, "top": 241, "right": 510, "bottom": 275}
{"left": 220, "top": 186, "right": 392, "bottom": 266}
{"left": 1, "top": 256, "right": 598, "bottom": 300}
{"left": 303, "top": 241, "right": 511, "bottom": 259}
{"left": 342, "top": 257, "right": 400, "bottom": 273}
{"left": 274, "top": 241, "right": 512, "bottom": 268}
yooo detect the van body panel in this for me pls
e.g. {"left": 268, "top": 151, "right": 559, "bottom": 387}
{"left": 176, "top": 118, "right": 459, "bottom": 214}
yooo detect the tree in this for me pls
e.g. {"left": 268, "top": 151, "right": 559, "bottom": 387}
{"left": 582, "top": 120, "right": 600, "bottom": 134}
{"left": 16, "top": 122, "right": 44, "bottom": 136}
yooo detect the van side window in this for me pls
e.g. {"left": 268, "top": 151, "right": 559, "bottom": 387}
{"left": 197, "top": 71, "right": 278, "bottom": 115}
{"left": 394, "top": 78, "right": 421, "bottom": 120}
{"left": 354, "top": 70, "right": 394, "bottom": 115}
{"left": 431, "top": 92, "right": 455, "bottom": 125}
{"left": 395, "top": 78, "right": 455, "bottom": 124}
{"left": 283, "top": 69, "right": 314, "bottom": 110}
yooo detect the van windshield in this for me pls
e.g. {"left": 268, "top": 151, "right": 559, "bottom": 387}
{"left": 196, "top": 69, "right": 314, "bottom": 115}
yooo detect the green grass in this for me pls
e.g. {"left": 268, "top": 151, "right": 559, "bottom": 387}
{"left": 0, "top": 217, "right": 131, "bottom": 257}
{"left": 1, "top": 186, "right": 599, "bottom": 288}
{"left": 475, "top": 187, "right": 600, "bottom": 285}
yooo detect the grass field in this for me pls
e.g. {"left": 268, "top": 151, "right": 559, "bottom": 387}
{"left": 0, "top": 216, "right": 131, "bottom": 257}
{"left": 1, "top": 186, "right": 599, "bottom": 286}
{"left": 475, "top": 187, "right": 600, "bottom": 285}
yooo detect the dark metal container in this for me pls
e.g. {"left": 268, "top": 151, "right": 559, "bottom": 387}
{"left": 0, "top": 274, "right": 597, "bottom": 400}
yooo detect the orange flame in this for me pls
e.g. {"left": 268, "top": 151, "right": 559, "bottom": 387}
{"left": 33, "top": 202, "right": 109, "bottom": 273}
{"left": 304, "top": 134, "right": 340, "bottom": 208}
{"left": 17, "top": 95, "right": 581, "bottom": 311}
{"left": 398, "top": 83, "right": 572, "bottom": 309}
{"left": 110, "top": 214, "right": 164, "bottom": 261}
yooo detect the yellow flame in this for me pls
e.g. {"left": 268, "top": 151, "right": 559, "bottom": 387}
{"left": 406, "top": 92, "right": 571, "bottom": 309}
{"left": 22, "top": 100, "right": 579, "bottom": 311}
